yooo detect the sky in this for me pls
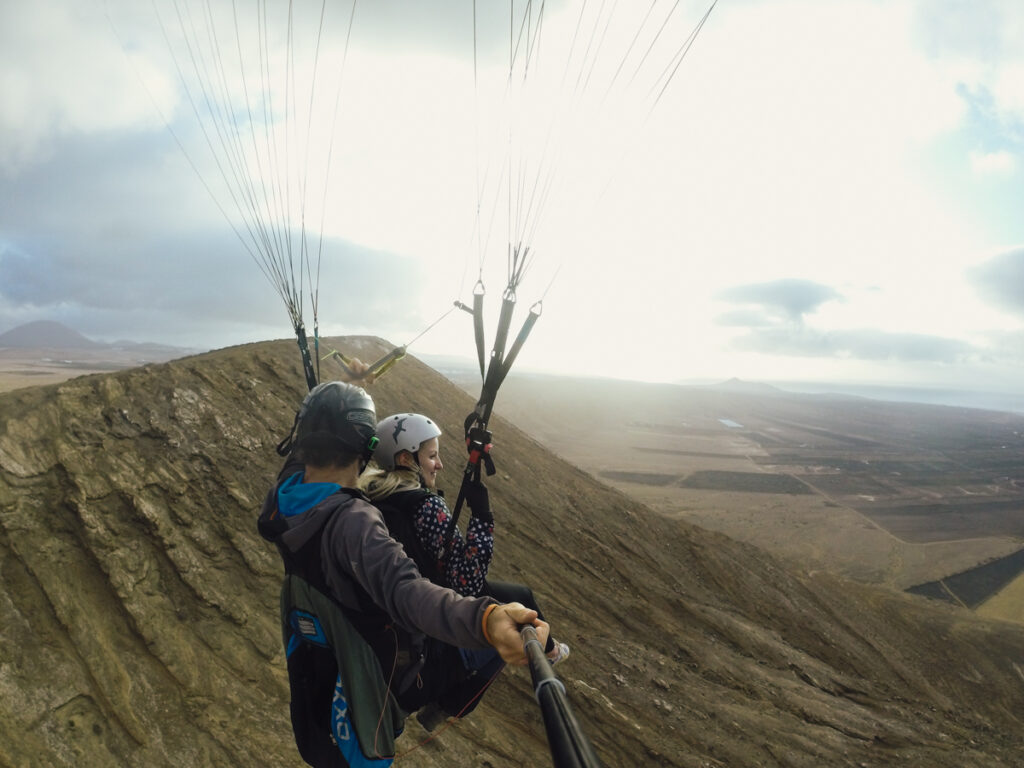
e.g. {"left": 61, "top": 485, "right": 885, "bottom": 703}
{"left": 2, "top": 0, "right": 1024, "bottom": 402}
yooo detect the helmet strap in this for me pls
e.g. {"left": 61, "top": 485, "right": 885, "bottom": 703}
{"left": 359, "top": 436, "right": 379, "bottom": 473}
{"left": 275, "top": 410, "right": 301, "bottom": 457}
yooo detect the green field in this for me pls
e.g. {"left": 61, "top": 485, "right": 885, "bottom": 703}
{"left": 679, "top": 470, "right": 813, "bottom": 494}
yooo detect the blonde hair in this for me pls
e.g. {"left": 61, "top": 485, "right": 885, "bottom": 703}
{"left": 359, "top": 462, "right": 422, "bottom": 501}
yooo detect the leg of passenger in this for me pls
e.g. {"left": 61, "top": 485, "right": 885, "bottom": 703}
{"left": 437, "top": 648, "right": 504, "bottom": 719}
{"left": 408, "top": 640, "right": 502, "bottom": 725}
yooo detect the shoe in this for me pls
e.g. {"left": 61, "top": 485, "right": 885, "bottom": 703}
{"left": 547, "top": 640, "right": 570, "bottom": 666}
{"left": 416, "top": 703, "right": 447, "bottom": 732}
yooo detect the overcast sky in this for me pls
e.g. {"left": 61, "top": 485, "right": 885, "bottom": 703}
{"left": 2, "top": 0, "right": 1024, "bottom": 399}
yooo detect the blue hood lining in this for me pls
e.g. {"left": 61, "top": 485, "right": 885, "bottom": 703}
{"left": 277, "top": 471, "right": 343, "bottom": 518}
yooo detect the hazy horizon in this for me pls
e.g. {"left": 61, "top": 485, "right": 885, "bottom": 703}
{"left": 419, "top": 351, "right": 1024, "bottom": 416}
{"left": 3, "top": 317, "right": 1022, "bottom": 417}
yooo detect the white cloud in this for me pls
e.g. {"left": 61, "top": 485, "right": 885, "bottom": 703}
{"left": 969, "top": 246, "right": 1024, "bottom": 317}
{"left": 969, "top": 149, "right": 1017, "bottom": 175}
{"left": 0, "top": 3, "right": 174, "bottom": 172}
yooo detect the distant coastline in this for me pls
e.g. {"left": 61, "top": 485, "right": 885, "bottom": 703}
{"left": 419, "top": 352, "right": 1024, "bottom": 417}
{"left": 768, "top": 382, "right": 1024, "bottom": 415}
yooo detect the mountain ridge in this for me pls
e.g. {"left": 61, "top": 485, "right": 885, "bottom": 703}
{"left": 1, "top": 337, "right": 1023, "bottom": 766}
{"left": 0, "top": 319, "right": 199, "bottom": 357}
{"left": 0, "top": 320, "right": 102, "bottom": 348}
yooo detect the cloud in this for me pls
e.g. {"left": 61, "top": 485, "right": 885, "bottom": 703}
{"left": 0, "top": 78, "right": 436, "bottom": 345}
{"left": 913, "top": 0, "right": 1006, "bottom": 61}
{"left": 969, "top": 149, "right": 1017, "bottom": 175}
{"left": 731, "top": 326, "right": 977, "bottom": 364}
{"left": 979, "top": 328, "right": 1024, "bottom": 362}
{"left": 0, "top": 226, "right": 424, "bottom": 344}
{"left": 716, "top": 279, "right": 842, "bottom": 323}
{"left": 715, "top": 308, "right": 775, "bottom": 328}
{"left": 0, "top": 2, "right": 174, "bottom": 172}
{"left": 956, "top": 83, "right": 1024, "bottom": 165}
{"left": 915, "top": 1, "right": 1024, "bottom": 112}
{"left": 347, "top": 0, "right": 581, "bottom": 66}
{"left": 715, "top": 276, "right": 981, "bottom": 365}
{"left": 0, "top": 124, "right": 427, "bottom": 347}
{"left": 969, "top": 246, "right": 1024, "bottom": 316}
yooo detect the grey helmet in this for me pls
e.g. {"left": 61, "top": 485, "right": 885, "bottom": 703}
{"left": 373, "top": 413, "right": 442, "bottom": 470}
{"left": 277, "top": 381, "right": 377, "bottom": 460}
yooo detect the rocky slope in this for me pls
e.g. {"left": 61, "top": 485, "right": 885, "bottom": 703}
{"left": 1, "top": 337, "right": 1023, "bottom": 767}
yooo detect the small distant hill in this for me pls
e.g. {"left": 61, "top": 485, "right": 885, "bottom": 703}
{"left": 710, "top": 377, "right": 785, "bottom": 395}
{"left": 0, "top": 321, "right": 203, "bottom": 394}
{"left": 0, "top": 320, "right": 102, "bottom": 348}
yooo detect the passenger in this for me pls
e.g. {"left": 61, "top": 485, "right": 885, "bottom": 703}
{"left": 361, "top": 413, "right": 571, "bottom": 671}
{"left": 360, "top": 413, "right": 493, "bottom": 596}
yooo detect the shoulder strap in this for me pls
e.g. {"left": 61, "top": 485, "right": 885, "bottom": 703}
{"left": 280, "top": 491, "right": 428, "bottom": 686}
{"left": 375, "top": 489, "right": 444, "bottom": 584}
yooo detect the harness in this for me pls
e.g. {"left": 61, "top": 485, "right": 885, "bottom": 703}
{"left": 262, "top": 490, "right": 424, "bottom": 765}
{"left": 260, "top": 473, "right": 493, "bottom": 765}
{"left": 373, "top": 488, "right": 444, "bottom": 585}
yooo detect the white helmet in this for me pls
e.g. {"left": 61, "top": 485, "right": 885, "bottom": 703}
{"left": 372, "top": 413, "right": 442, "bottom": 470}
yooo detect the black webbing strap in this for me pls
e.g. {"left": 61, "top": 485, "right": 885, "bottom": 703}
{"left": 313, "top": 321, "right": 321, "bottom": 385}
{"left": 472, "top": 281, "right": 486, "bottom": 378}
{"left": 444, "top": 292, "right": 542, "bottom": 545}
{"left": 489, "top": 291, "right": 517, "bottom": 373}
{"left": 295, "top": 323, "right": 318, "bottom": 392}
{"left": 482, "top": 301, "right": 541, "bottom": 424}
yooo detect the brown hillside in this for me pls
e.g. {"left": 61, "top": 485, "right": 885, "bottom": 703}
{"left": 1, "top": 338, "right": 1023, "bottom": 767}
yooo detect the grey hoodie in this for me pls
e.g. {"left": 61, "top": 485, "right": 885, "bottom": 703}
{"left": 259, "top": 474, "right": 495, "bottom": 649}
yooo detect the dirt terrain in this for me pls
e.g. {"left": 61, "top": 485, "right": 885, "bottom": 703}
{"left": 2, "top": 340, "right": 1024, "bottom": 767}
{"left": 0, "top": 345, "right": 193, "bottom": 393}
{"left": 9, "top": 342, "right": 1020, "bottom": 599}
{"left": 474, "top": 373, "right": 1024, "bottom": 600}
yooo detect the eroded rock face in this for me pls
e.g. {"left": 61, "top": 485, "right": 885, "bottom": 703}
{"left": 1, "top": 338, "right": 1023, "bottom": 767}
{"left": 0, "top": 341, "right": 302, "bottom": 767}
